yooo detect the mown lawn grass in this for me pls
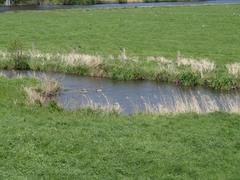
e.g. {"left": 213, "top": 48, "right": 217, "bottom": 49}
{"left": 0, "top": 4, "right": 240, "bottom": 63}
{"left": 1, "top": 77, "right": 240, "bottom": 179}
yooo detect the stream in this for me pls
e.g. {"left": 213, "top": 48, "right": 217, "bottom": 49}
{"left": 1, "top": 70, "right": 240, "bottom": 114}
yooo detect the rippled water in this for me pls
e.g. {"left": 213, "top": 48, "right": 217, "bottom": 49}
{"left": 1, "top": 70, "right": 240, "bottom": 114}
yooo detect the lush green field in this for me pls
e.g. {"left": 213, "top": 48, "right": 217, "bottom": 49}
{"left": 0, "top": 4, "right": 240, "bottom": 63}
{"left": 0, "top": 77, "right": 240, "bottom": 179}
{"left": 1, "top": 4, "right": 240, "bottom": 179}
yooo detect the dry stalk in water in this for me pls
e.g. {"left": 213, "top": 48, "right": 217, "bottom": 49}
{"left": 139, "top": 91, "right": 240, "bottom": 114}
{"left": 82, "top": 94, "right": 122, "bottom": 114}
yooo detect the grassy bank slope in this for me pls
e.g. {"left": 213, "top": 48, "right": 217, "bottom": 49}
{"left": 0, "top": 4, "right": 240, "bottom": 63}
{"left": 0, "top": 77, "right": 240, "bottom": 179}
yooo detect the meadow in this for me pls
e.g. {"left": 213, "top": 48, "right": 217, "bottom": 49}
{"left": 0, "top": 4, "right": 239, "bottom": 63}
{"left": 1, "top": 4, "right": 240, "bottom": 178}
{"left": 0, "top": 76, "right": 240, "bottom": 179}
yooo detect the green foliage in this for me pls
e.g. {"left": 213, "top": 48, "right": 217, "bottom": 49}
{"left": 7, "top": 40, "right": 30, "bottom": 70}
{"left": 207, "top": 74, "right": 239, "bottom": 91}
{"left": 177, "top": 70, "right": 200, "bottom": 87}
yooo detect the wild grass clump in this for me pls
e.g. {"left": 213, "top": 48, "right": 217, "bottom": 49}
{"left": 147, "top": 56, "right": 172, "bottom": 64}
{"left": 24, "top": 78, "right": 60, "bottom": 105}
{"left": 176, "top": 53, "right": 215, "bottom": 78}
{"left": 7, "top": 40, "right": 30, "bottom": 70}
{"left": 226, "top": 63, "right": 240, "bottom": 77}
{"left": 139, "top": 93, "right": 240, "bottom": 115}
{"left": 206, "top": 74, "right": 239, "bottom": 91}
{"left": 176, "top": 70, "right": 200, "bottom": 87}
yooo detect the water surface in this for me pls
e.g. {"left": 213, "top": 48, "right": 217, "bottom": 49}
{"left": 1, "top": 70, "right": 240, "bottom": 114}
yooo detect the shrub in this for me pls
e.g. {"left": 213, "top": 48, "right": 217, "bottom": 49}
{"left": 207, "top": 74, "right": 239, "bottom": 90}
{"left": 7, "top": 40, "right": 30, "bottom": 70}
{"left": 176, "top": 70, "right": 200, "bottom": 87}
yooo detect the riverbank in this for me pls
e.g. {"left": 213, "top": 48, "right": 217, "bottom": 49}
{"left": 0, "top": 76, "right": 240, "bottom": 179}
{"left": 1, "top": 50, "right": 240, "bottom": 90}
{"left": 0, "top": 5, "right": 240, "bottom": 90}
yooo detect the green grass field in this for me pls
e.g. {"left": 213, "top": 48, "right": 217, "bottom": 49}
{"left": 0, "top": 4, "right": 240, "bottom": 63}
{"left": 0, "top": 77, "right": 240, "bottom": 179}
{"left": 1, "top": 4, "right": 240, "bottom": 179}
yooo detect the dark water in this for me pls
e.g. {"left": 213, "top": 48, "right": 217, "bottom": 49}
{"left": 1, "top": 70, "right": 240, "bottom": 114}
{"left": 0, "top": 0, "right": 240, "bottom": 12}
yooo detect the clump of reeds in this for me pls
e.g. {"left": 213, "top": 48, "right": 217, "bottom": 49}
{"left": 147, "top": 56, "right": 172, "bottom": 64}
{"left": 62, "top": 50, "right": 103, "bottom": 67}
{"left": 26, "top": 49, "right": 103, "bottom": 68}
{"left": 24, "top": 87, "right": 46, "bottom": 104}
{"left": 39, "top": 78, "right": 60, "bottom": 97}
{"left": 24, "top": 78, "right": 60, "bottom": 105}
{"left": 226, "top": 63, "right": 240, "bottom": 77}
{"left": 82, "top": 94, "right": 122, "bottom": 114}
{"left": 177, "top": 56, "right": 215, "bottom": 78}
{"left": 139, "top": 92, "right": 240, "bottom": 115}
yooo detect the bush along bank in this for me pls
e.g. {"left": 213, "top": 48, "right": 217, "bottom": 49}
{"left": 0, "top": 49, "right": 240, "bottom": 91}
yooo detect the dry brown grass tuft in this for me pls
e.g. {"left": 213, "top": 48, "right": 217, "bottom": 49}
{"left": 226, "top": 63, "right": 240, "bottom": 76}
{"left": 20, "top": 50, "right": 103, "bottom": 68}
{"left": 147, "top": 56, "right": 172, "bottom": 64}
{"left": 177, "top": 57, "right": 215, "bottom": 77}
{"left": 39, "top": 78, "right": 60, "bottom": 97}
{"left": 62, "top": 51, "right": 103, "bottom": 67}
{"left": 140, "top": 92, "right": 240, "bottom": 114}
{"left": 24, "top": 87, "right": 46, "bottom": 104}
{"left": 24, "top": 78, "right": 60, "bottom": 105}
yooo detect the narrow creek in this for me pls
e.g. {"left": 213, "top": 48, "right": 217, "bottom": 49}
{"left": 1, "top": 70, "right": 240, "bottom": 114}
